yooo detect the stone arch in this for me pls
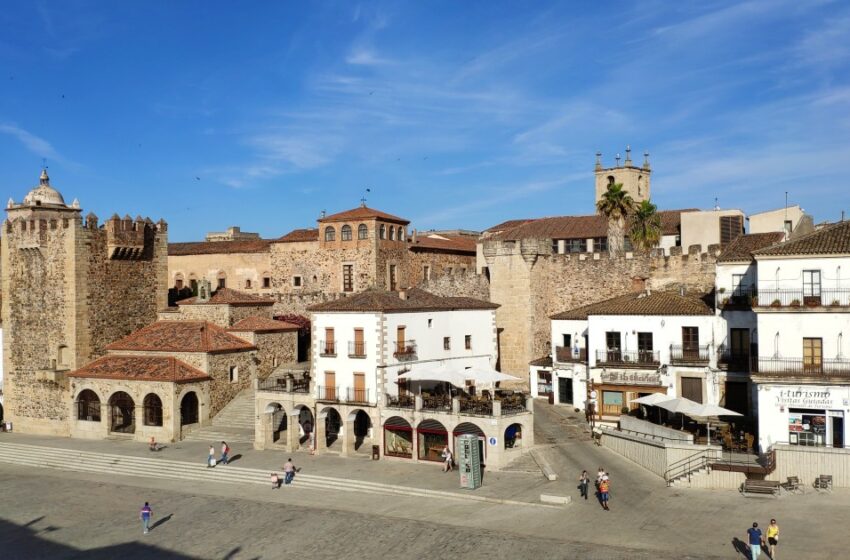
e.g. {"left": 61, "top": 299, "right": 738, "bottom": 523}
{"left": 180, "top": 391, "right": 199, "bottom": 426}
{"left": 389, "top": 226, "right": 395, "bottom": 240}
{"left": 341, "top": 224, "right": 352, "bottom": 241}
{"left": 188, "top": 273, "right": 199, "bottom": 295}
{"left": 358, "top": 224, "right": 368, "bottom": 240}
{"left": 76, "top": 389, "right": 101, "bottom": 422}
{"left": 216, "top": 270, "right": 226, "bottom": 289}
{"left": 417, "top": 419, "right": 448, "bottom": 462}
{"left": 174, "top": 272, "right": 185, "bottom": 290}
{"left": 143, "top": 393, "right": 163, "bottom": 426}
{"left": 324, "top": 226, "right": 336, "bottom": 242}
{"left": 292, "top": 405, "right": 314, "bottom": 445}
{"left": 504, "top": 423, "right": 522, "bottom": 449}
{"left": 265, "top": 402, "right": 287, "bottom": 443}
{"left": 320, "top": 406, "right": 342, "bottom": 448}
{"left": 347, "top": 408, "right": 372, "bottom": 451}
{"left": 108, "top": 391, "right": 135, "bottom": 434}
{"left": 452, "top": 421, "right": 486, "bottom": 461}
{"left": 383, "top": 416, "right": 413, "bottom": 458}
{"left": 379, "top": 224, "right": 386, "bottom": 240}
{"left": 57, "top": 344, "right": 70, "bottom": 368}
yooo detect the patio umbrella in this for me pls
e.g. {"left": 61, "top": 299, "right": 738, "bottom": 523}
{"left": 631, "top": 393, "right": 673, "bottom": 406}
{"left": 655, "top": 397, "right": 703, "bottom": 429}
{"left": 686, "top": 403, "right": 743, "bottom": 447}
{"left": 458, "top": 365, "right": 519, "bottom": 384}
{"left": 398, "top": 365, "right": 468, "bottom": 387}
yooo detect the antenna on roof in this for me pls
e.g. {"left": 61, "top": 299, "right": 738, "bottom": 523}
{"left": 361, "top": 187, "right": 371, "bottom": 207}
{"left": 714, "top": 197, "right": 719, "bottom": 211}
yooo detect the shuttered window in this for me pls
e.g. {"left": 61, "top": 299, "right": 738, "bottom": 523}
{"left": 719, "top": 215, "right": 743, "bottom": 245}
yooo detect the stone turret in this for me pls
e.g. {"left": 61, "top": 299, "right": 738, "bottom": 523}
{"left": 594, "top": 146, "right": 651, "bottom": 205}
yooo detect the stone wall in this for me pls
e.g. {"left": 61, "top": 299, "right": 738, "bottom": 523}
{"left": 484, "top": 237, "right": 720, "bottom": 375}
{"left": 404, "top": 250, "right": 477, "bottom": 290}
{"left": 206, "top": 350, "right": 256, "bottom": 416}
{"left": 167, "top": 250, "right": 273, "bottom": 294}
{"left": 229, "top": 330, "right": 298, "bottom": 380}
{"left": 418, "top": 269, "right": 490, "bottom": 301}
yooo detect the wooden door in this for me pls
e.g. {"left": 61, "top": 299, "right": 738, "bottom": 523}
{"left": 803, "top": 338, "right": 823, "bottom": 373}
{"left": 325, "top": 327, "right": 335, "bottom": 355}
{"left": 324, "top": 371, "right": 336, "bottom": 400}
{"left": 681, "top": 377, "right": 703, "bottom": 403}
{"left": 353, "top": 373, "right": 366, "bottom": 402}
{"left": 353, "top": 328, "right": 364, "bottom": 357}
{"left": 396, "top": 326, "right": 406, "bottom": 353}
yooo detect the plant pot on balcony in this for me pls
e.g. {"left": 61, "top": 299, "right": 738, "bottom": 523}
{"left": 790, "top": 299, "right": 801, "bottom": 307}
{"left": 771, "top": 299, "right": 781, "bottom": 307}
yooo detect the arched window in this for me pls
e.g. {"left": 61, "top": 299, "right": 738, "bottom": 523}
{"left": 57, "top": 345, "right": 69, "bottom": 368}
{"left": 341, "top": 224, "right": 352, "bottom": 241}
{"left": 174, "top": 273, "right": 184, "bottom": 290}
{"left": 379, "top": 224, "right": 386, "bottom": 240}
{"left": 76, "top": 389, "right": 101, "bottom": 422}
{"left": 217, "top": 271, "right": 226, "bottom": 289}
{"left": 397, "top": 227, "right": 405, "bottom": 241}
{"left": 143, "top": 394, "right": 163, "bottom": 426}
{"left": 324, "top": 226, "right": 336, "bottom": 242}
{"left": 607, "top": 175, "right": 615, "bottom": 185}
{"left": 389, "top": 226, "right": 395, "bottom": 241}
{"left": 358, "top": 224, "right": 368, "bottom": 240}
{"left": 245, "top": 279, "right": 252, "bottom": 289}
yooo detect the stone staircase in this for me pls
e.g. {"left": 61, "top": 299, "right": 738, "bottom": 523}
{"left": 183, "top": 388, "right": 255, "bottom": 445}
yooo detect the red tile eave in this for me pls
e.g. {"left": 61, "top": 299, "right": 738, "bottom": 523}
{"left": 66, "top": 371, "right": 211, "bottom": 384}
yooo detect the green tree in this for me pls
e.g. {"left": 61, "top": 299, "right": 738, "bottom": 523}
{"left": 628, "top": 199, "right": 663, "bottom": 253}
{"left": 596, "top": 182, "right": 636, "bottom": 256}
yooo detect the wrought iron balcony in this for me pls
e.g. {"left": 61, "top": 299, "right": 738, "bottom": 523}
{"left": 421, "top": 394, "right": 451, "bottom": 411}
{"left": 346, "top": 387, "right": 370, "bottom": 404}
{"left": 319, "top": 341, "right": 336, "bottom": 357}
{"left": 755, "top": 288, "right": 850, "bottom": 309}
{"left": 348, "top": 341, "right": 366, "bottom": 358}
{"left": 555, "top": 346, "right": 587, "bottom": 363}
{"left": 755, "top": 357, "right": 850, "bottom": 377}
{"left": 716, "top": 286, "right": 757, "bottom": 309}
{"left": 459, "top": 397, "right": 492, "bottom": 415}
{"left": 393, "top": 340, "right": 417, "bottom": 359}
{"left": 717, "top": 345, "right": 753, "bottom": 372}
{"left": 257, "top": 377, "right": 310, "bottom": 393}
{"left": 670, "top": 344, "right": 711, "bottom": 365}
{"left": 595, "top": 349, "right": 660, "bottom": 368}
{"left": 316, "top": 385, "right": 339, "bottom": 402}
{"left": 385, "top": 394, "right": 415, "bottom": 409}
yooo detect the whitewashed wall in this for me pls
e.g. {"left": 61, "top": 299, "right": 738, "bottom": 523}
{"left": 755, "top": 383, "right": 850, "bottom": 451}
{"left": 756, "top": 255, "right": 850, "bottom": 294}
{"left": 756, "top": 312, "right": 850, "bottom": 360}
{"left": 311, "top": 312, "right": 381, "bottom": 404}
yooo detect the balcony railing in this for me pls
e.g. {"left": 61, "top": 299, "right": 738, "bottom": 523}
{"left": 756, "top": 288, "right": 850, "bottom": 308}
{"left": 595, "top": 349, "right": 660, "bottom": 368}
{"left": 258, "top": 377, "right": 310, "bottom": 393}
{"left": 756, "top": 357, "right": 850, "bottom": 377}
{"left": 348, "top": 341, "right": 366, "bottom": 358}
{"left": 459, "top": 398, "right": 493, "bottom": 415}
{"left": 346, "top": 387, "right": 370, "bottom": 404}
{"left": 385, "top": 394, "right": 415, "bottom": 409}
{"left": 422, "top": 394, "right": 451, "bottom": 411}
{"left": 316, "top": 385, "right": 339, "bottom": 401}
{"left": 600, "top": 371, "right": 662, "bottom": 386}
{"left": 319, "top": 341, "right": 336, "bottom": 357}
{"left": 670, "top": 344, "right": 711, "bottom": 365}
{"left": 393, "top": 340, "right": 417, "bottom": 359}
{"left": 717, "top": 345, "right": 753, "bottom": 372}
{"left": 717, "top": 286, "right": 757, "bottom": 308}
{"left": 555, "top": 346, "right": 587, "bottom": 363}
{"left": 499, "top": 394, "right": 528, "bottom": 415}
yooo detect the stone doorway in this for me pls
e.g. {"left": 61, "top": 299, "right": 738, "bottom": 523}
{"left": 109, "top": 391, "right": 135, "bottom": 434}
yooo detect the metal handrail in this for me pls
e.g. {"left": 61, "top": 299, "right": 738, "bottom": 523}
{"left": 756, "top": 288, "right": 850, "bottom": 307}
{"left": 595, "top": 349, "right": 660, "bottom": 367}
{"left": 664, "top": 449, "right": 711, "bottom": 485}
{"left": 319, "top": 341, "right": 336, "bottom": 356}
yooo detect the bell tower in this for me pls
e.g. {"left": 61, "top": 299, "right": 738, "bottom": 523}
{"left": 594, "top": 146, "right": 651, "bottom": 204}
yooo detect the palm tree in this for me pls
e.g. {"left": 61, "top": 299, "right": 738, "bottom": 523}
{"left": 596, "top": 183, "right": 636, "bottom": 256}
{"left": 629, "top": 199, "right": 663, "bottom": 253}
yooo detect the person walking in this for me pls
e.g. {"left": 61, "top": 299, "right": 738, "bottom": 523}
{"left": 747, "top": 522, "right": 763, "bottom": 560}
{"left": 598, "top": 478, "right": 610, "bottom": 510}
{"left": 766, "top": 519, "right": 779, "bottom": 559}
{"left": 442, "top": 445, "right": 453, "bottom": 472}
{"left": 207, "top": 445, "right": 215, "bottom": 468}
{"left": 220, "top": 441, "right": 229, "bottom": 465}
{"left": 578, "top": 470, "right": 590, "bottom": 500}
{"left": 283, "top": 458, "right": 295, "bottom": 485}
{"left": 270, "top": 472, "right": 280, "bottom": 489}
{"left": 139, "top": 502, "right": 153, "bottom": 534}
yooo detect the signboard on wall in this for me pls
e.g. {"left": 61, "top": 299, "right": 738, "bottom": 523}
{"left": 773, "top": 387, "right": 850, "bottom": 410}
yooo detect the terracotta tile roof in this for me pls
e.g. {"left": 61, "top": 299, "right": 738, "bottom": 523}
{"left": 529, "top": 356, "right": 553, "bottom": 367}
{"left": 273, "top": 228, "right": 319, "bottom": 243}
{"left": 106, "top": 321, "right": 256, "bottom": 353}
{"left": 68, "top": 355, "right": 211, "bottom": 384}
{"left": 493, "top": 210, "right": 696, "bottom": 241}
{"left": 754, "top": 220, "right": 850, "bottom": 257}
{"left": 717, "top": 232, "right": 786, "bottom": 263}
{"left": 308, "top": 287, "right": 498, "bottom": 313}
{"left": 408, "top": 234, "right": 477, "bottom": 254}
{"left": 484, "top": 219, "right": 535, "bottom": 233}
{"left": 319, "top": 205, "right": 410, "bottom": 225}
{"left": 229, "top": 316, "right": 301, "bottom": 333}
{"left": 177, "top": 288, "right": 274, "bottom": 306}
{"left": 551, "top": 290, "right": 713, "bottom": 320}
{"left": 168, "top": 239, "right": 271, "bottom": 256}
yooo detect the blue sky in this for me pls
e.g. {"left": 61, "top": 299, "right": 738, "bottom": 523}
{"left": 1, "top": 1, "right": 849, "bottom": 241}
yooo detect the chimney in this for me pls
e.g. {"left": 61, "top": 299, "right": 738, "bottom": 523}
{"left": 320, "top": 210, "right": 326, "bottom": 219}
{"left": 399, "top": 290, "right": 407, "bottom": 300}
{"left": 412, "top": 229, "right": 417, "bottom": 244}
{"left": 679, "top": 285, "right": 686, "bottom": 297}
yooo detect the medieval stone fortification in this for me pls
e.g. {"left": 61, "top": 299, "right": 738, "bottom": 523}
{"left": 1, "top": 171, "right": 168, "bottom": 435}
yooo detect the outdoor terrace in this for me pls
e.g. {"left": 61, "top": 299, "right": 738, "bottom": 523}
{"left": 555, "top": 346, "right": 587, "bottom": 364}
{"left": 755, "top": 357, "right": 850, "bottom": 377}
{"left": 669, "top": 344, "right": 711, "bottom": 365}
{"left": 755, "top": 288, "right": 850, "bottom": 309}
{"left": 595, "top": 349, "right": 660, "bottom": 368}
{"left": 716, "top": 286, "right": 757, "bottom": 309}
{"left": 384, "top": 391, "right": 532, "bottom": 418}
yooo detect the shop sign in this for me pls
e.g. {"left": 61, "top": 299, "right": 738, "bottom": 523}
{"left": 774, "top": 387, "right": 849, "bottom": 409}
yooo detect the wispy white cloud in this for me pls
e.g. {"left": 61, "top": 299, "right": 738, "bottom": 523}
{"left": 0, "top": 123, "right": 61, "bottom": 160}
{"left": 345, "top": 46, "right": 392, "bottom": 66}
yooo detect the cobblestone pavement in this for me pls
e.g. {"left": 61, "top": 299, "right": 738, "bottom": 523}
{"left": 0, "top": 465, "right": 725, "bottom": 560}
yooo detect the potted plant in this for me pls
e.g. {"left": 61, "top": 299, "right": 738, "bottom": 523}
{"left": 718, "top": 287, "right": 726, "bottom": 294}
{"left": 790, "top": 299, "right": 801, "bottom": 307}
{"left": 771, "top": 299, "right": 781, "bottom": 307}
{"left": 830, "top": 299, "right": 841, "bottom": 307}
{"left": 621, "top": 406, "right": 630, "bottom": 415}
{"left": 749, "top": 295, "right": 758, "bottom": 306}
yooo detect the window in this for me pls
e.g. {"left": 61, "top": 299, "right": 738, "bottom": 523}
{"left": 443, "top": 337, "right": 451, "bottom": 350}
{"left": 682, "top": 326, "right": 699, "bottom": 349}
{"left": 398, "top": 227, "right": 405, "bottom": 240}
{"left": 732, "top": 273, "right": 746, "bottom": 295}
{"left": 396, "top": 326, "right": 406, "bottom": 353}
{"left": 803, "top": 338, "right": 823, "bottom": 372}
{"left": 803, "top": 270, "right": 822, "bottom": 300}
{"left": 229, "top": 366, "right": 238, "bottom": 382}
{"left": 324, "top": 328, "right": 335, "bottom": 356}
{"left": 358, "top": 224, "right": 368, "bottom": 239}
{"left": 605, "top": 331, "right": 622, "bottom": 361}
{"left": 566, "top": 239, "right": 587, "bottom": 253}
{"left": 263, "top": 276, "right": 271, "bottom": 289}
{"left": 593, "top": 237, "right": 608, "bottom": 252}
{"left": 217, "top": 276, "right": 226, "bottom": 289}
{"left": 389, "top": 226, "right": 395, "bottom": 240}
{"left": 76, "top": 389, "right": 101, "bottom": 422}
{"left": 341, "top": 224, "right": 352, "bottom": 241}
{"left": 388, "top": 264, "right": 398, "bottom": 291}
{"left": 446, "top": 267, "right": 453, "bottom": 275}
{"left": 784, "top": 220, "right": 793, "bottom": 237}
{"left": 352, "top": 328, "right": 365, "bottom": 357}
{"left": 562, "top": 334, "right": 571, "bottom": 348}
{"left": 190, "top": 278, "right": 198, "bottom": 295}
{"left": 638, "top": 332, "right": 654, "bottom": 363}
{"left": 324, "top": 226, "right": 336, "bottom": 242}
{"left": 551, "top": 239, "right": 560, "bottom": 254}
{"left": 57, "top": 345, "right": 69, "bottom": 368}
{"left": 175, "top": 278, "right": 184, "bottom": 290}
{"left": 143, "top": 394, "right": 163, "bottom": 426}
{"left": 719, "top": 215, "right": 743, "bottom": 245}
{"left": 342, "top": 264, "right": 354, "bottom": 293}
{"left": 423, "top": 265, "right": 431, "bottom": 281}
{"left": 292, "top": 276, "right": 302, "bottom": 287}
{"left": 245, "top": 279, "right": 252, "bottom": 289}
{"left": 465, "top": 335, "right": 472, "bottom": 350}
{"left": 680, "top": 377, "right": 703, "bottom": 404}
{"left": 428, "top": 319, "right": 433, "bottom": 328}
{"left": 379, "top": 224, "right": 386, "bottom": 239}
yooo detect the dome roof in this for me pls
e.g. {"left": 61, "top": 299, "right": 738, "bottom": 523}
{"left": 22, "top": 169, "right": 66, "bottom": 207}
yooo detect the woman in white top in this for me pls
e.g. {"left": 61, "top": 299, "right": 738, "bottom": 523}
{"left": 442, "top": 446, "right": 453, "bottom": 472}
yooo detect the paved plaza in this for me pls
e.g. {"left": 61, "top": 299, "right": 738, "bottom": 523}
{"left": 1, "top": 402, "right": 848, "bottom": 558}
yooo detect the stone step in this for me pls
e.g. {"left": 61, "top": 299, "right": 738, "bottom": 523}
{"left": 0, "top": 442, "right": 554, "bottom": 509}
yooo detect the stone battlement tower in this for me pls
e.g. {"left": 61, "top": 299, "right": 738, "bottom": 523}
{"left": 1, "top": 170, "right": 168, "bottom": 435}
{"left": 594, "top": 146, "right": 651, "bottom": 204}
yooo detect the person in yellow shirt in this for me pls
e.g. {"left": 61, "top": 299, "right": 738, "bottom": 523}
{"left": 766, "top": 519, "right": 779, "bottom": 559}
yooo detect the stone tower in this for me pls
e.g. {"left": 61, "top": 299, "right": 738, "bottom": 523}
{"left": 594, "top": 146, "right": 651, "bottom": 204}
{"left": 1, "top": 170, "right": 168, "bottom": 435}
